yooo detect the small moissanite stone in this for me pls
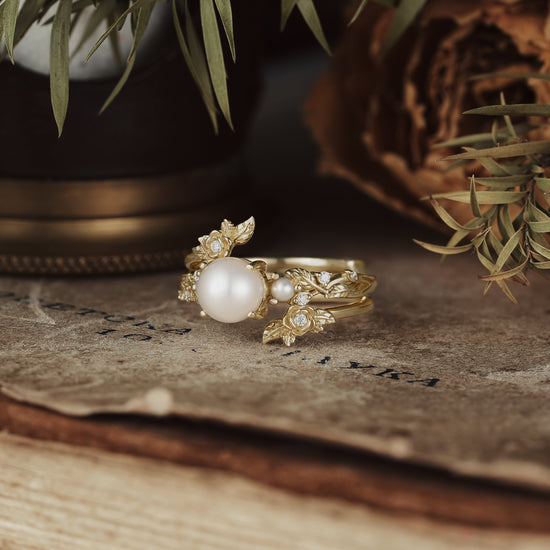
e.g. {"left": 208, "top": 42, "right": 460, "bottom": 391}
{"left": 318, "top": 271, "right": 331, "bottom": 285}
{"left": 349, "top": 271, "right": 358, "bottom": 281}
{"left": 295, "top": 293, "right": 310, "bottom": 306}
{"left": 210, "top": 239, "right": 222, "bottom": 254}
{"left": 294, "top": 313, "right": 308, "bottom": 327}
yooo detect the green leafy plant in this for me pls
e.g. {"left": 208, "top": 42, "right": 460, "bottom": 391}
{"left": 0, "top": 0, "right": 425, "bottom": 135}
{"left": 415, "top": 80, "right": 550, "bottom": 303}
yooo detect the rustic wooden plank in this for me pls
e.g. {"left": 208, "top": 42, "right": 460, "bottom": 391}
{"left": 1, "top": 396, "right": 549, "bottom": 532}
{"left": 1, "top": 432, "right": 549, "bottom": 550}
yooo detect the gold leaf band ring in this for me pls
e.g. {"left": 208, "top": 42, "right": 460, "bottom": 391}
{"left": 178, "top": 217, "right": 376, "bottom": 346}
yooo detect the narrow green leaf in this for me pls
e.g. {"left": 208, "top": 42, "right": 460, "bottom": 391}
{"left": 49, "top": 0, "right": 72, "bottom": 136}
{"left": 465, "top": 104, "right": 550, "bottom": 118}
{"left": 475, "top": 156, "right": 512, "bottom": 177}
{"left": 480, "top": 259, "right": 529, "bottom": 281}
{"left": 535, "top": 177, "right": 550, "bottom": 192}
{"left": 434, "top": 123, "right": 540, "bottom": 149}
{"left": 489, "top": 119, "right": 499, "bottom": 147}
{"left": 497, "top": 279, "right": 518, "bottom": 303}
{"left": 413, "top": 240, "right": 473, "bottom": 255}
{"left": 382, "top": 0, "right": 426, "bottom": 56}
{"left": 528, "top": 220, "right": 550, "bottom": 233}
{"left": 428, "top": 197, "right": 482, "bottom": 232}
{"left": 469, "top": 175, "right": 482, "bottom": 218}
{"left": 476, "top": 247, "right": 496, "bottom": 295}
{"left": 488, "top": 230, "right": 503, "bottom": 255}
{"left": 493, "top": 228, "right": 521, "bottom": 273}
{"left": 528, "top": 236, "right": 550, "bottom": 260}
{"left": 474, "top": 175, "right": 532, "bottom": 189}
{"left": 532, "top": 259, "right": 550, "bottom": 269}
{"left": 500, "top": 92, "right": 518, "bottom": 140}
{"left": 281, "top": 0, "right": 298, "bottom": 30}
{"left": 497, "top": 207, "right": 516, "bottom": 252}
{"left": 476, "top": 249, "right": 520, "bottom": 301}
{"left": 471, "top": 72, "right": 550, "bottom": 82}
{"left": 3, "top": 0, "right": 20, "bottom": 62}
{"left": 446, "top": 141, "right": 550, "bottom": 160}
{"left": 296, "top": 0, "right": 330, "bottom": 55}
{"left": 446, "top": 229, "right": 470, "bottom": 248}
{"left": 349, "top": 0, "right": 369, "bottom": 25}
{"left": 429, "top": 190, "right": 526, "bottom": 205}
{"left": 99, "top": 1, "right": 155, "bottom": 114}
{"left": 72, "top": 0, "right": 117, "bottom": 59}
{"left": 106, "top": 12, "right": 124, "bottom": 67}
{"left": 12, "top": 0, "right": 46, "bottom": 48}
{"left": 201, "top": 0, "right": 233, "bottom": 129}
{"left": 85, "top": 0, "right": 143, "bottom": 63}
{"left": 0, "top": 4, "right": 4, "bottom": 48}
{"left": 471, "top": 227, "right": 491, "bottom": 249}
{"left": 41, "top": 0, "right": 95, "bottom": 25}
{"left": 214, "top": 0, "right": 235, "bottom": 62}
{"left": 527, "top": 201, "right": 550, "bottom": 223}
{"left": 173, "top": 0, "right": 218, "bottom": 132}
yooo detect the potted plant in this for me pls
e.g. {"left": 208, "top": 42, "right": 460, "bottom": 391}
{"left": 0, "top": 0, "right": 418, "bottom": 274}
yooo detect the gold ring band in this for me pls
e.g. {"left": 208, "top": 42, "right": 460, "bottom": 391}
{"left": 178, "top": 217, "right": 376, "bottom": 346}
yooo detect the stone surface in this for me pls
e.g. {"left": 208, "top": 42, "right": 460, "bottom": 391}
{"left": 1, "top": 239, "right": 550, "bottom": 493}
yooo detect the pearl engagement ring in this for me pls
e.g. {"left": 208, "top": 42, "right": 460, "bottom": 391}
{"left": 178, "top": 217, "right": 376, "bottom": 346}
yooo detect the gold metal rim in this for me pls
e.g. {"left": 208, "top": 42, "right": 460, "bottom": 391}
{"left": 0, "top": 158, "right": 242, "bottom": 219}
{"left": 0, "top": 250, "right": 189, "bottom": 275}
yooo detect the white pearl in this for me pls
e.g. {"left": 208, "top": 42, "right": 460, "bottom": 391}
{"left": 271, "top": 277, "right": 295, "bottom": 302}
{"left": 196, "top": 258, "right": 265, "bottom": 323}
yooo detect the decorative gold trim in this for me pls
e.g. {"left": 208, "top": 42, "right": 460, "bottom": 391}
{"left": 0, "top": 159, "right": 249, "bottom": 275}
{"left": 0, "top": 159, "right": 240, "bottom": 219}
{"left": 179, "top": 217, "right": 376, "bottom": 345}
{"left": 0, "top": 250, "right": 189, "bottom": 275}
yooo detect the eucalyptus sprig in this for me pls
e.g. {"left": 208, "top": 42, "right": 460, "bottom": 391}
{"left": 415, "top": 85, "right": 550, "bottom": 303}
{"left": 0, "top": 0, "right": 425, "bottom": 135}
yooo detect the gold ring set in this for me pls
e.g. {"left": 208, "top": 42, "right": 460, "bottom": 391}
{"left": 178, "top": 217, "right": 376, "bottom": 346}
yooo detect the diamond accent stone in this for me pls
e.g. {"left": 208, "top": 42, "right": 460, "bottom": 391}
{"left": 295, "top": 293, "right": 310, "bottom": 306}
{"left": 210, "top": 239, "right": 222, "bottom": 254}
{"left": 318, "top": 271, "right": 331, "bottom": 285}
{"left": 294, "top": 313, "right": 308, "bottom": 327}
{"left": 349, "top": 271, "right": 358, "bottom": 281}
{"left": 184, "top": 290, "right": 192, "bottom": 301}
{"left": 194, "top": 271, "right": 201, "bottom": 281}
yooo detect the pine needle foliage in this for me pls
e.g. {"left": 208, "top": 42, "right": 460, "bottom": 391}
{"left": 416, "top": 83, "right": 550, "bottom": 303}
{"left": 0, "top": 0, "right": 423, "bottom": 135}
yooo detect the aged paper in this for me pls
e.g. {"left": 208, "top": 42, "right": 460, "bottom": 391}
{"left": 1, "top": 240, "right": 549, "bottom": 492}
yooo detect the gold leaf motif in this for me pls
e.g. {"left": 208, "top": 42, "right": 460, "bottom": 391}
{"left": 262, "top": 319, "right": 285, "bottom": 344}
{"left": 310, "top": 308, "right": 336, "bottom": 333}
{"left": 197, "top": 231, "right": 232, "bottom": 260}
{"left": 264, "top": 306, "right": 335, "bottom": 346}
{"left": 250, "top": 301, "right": 269, "bottom": 320}
{"left": 186, "top": 217, "right": 256, "bottom": 271}
{"left": 282, "top": 331, "right": 296, "bottom": 346}
{"left": 178, "top": 274, "right": 197, "bottom": 302}
{"left": 221, "top": 216, "right": 255, "bottom": 245}
{"left": 285, "top": 268, "right": 320, "bottom": 293}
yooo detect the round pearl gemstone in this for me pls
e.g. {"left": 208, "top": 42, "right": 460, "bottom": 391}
{"left": 196, "top": 258, "right": 265, "bottom": 323}
{"left": 271, "top": 277, "right": 295, "bottom": 302}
